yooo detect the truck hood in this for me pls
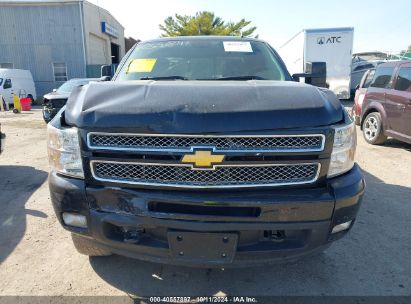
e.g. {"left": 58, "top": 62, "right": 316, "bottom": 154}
{"left": 64, "top": 80, "right": 343, "bottom": 133}
{"left": 44, "top": 91, "right": 70, "bottom": 100}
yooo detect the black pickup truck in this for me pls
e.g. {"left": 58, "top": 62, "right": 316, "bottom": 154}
{"left": 47, "top": 36, "right": 364, "bottom": 267}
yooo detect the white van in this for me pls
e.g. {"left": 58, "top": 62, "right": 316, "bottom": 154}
{"left": 0, "top": 69, "right": 37, "bottom": 106}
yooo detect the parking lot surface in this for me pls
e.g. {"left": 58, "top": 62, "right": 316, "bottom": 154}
{"left": 0, "top": 108, "right": 410, "bottom": 297}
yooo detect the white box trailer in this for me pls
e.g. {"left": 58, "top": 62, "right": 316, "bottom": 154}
{"left": 279, "top": 27, "right": 354, "bottom": 99}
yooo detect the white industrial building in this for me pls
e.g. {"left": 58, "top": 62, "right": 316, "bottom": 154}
{"left": 0, "top": 0, "right": 125, "bottom": 97}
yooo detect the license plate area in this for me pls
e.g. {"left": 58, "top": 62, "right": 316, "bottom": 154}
{"left": 168, "top": 231, "right": 238, "bottom": 264}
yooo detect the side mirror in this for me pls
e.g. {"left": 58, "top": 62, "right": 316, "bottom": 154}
{"left": 101, "top": 65, "right": 113, "bottom": 80}
{"left": 292, "top": 75, "right": 300, "bottom": 82}
{"left": 292, "top": 62, "right": 327, "bottom": 88}
{"left": 305, "top": 62, "right": 327, "bottom": 88}
{"left": 52, "top": 89, "right": 57, "bottom": 92}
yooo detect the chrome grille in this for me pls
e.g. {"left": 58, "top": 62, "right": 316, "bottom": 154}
{"left": 87, "top": 133, "right": 325, "bottom": 152}
{"left": 91, "top": 161, "right": 320, "bottom": 188}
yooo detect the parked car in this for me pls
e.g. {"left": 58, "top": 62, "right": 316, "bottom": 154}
{"left": 47, "top": 36, "right": 364, "bottom": 267}
{"left": 352, "top": 68, "right": 375, "bottom": 125}
{"left": 361, "top": 60, "right": 411, "bottom": 145}
{"left": 350, "top": 61, "right": 383, "bottom": 97}
{"left": 0, "top": 123, "right": 4, "bottom": 154}
{"left": 42, "top": 78, "right": 99, "bottom": 122}
{"left": 0, "top": 69, "right": 36, "bottom": 106}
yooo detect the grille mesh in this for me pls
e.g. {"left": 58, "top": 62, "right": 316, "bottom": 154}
{"left": 50, "top": 99, "right": 67, "bottom": 108}
{"left": 88, "top": 134, "right": 324, "bottom": 152}
{"left": 92, "top": 162, "right": 319, "bottom": 188}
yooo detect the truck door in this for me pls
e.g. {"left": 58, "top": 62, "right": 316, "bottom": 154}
{"left": 387, "top": 63, "right": 411, "bottom": 137}
{"left": 2, "top": 78, "right": 13, "bottom": 105}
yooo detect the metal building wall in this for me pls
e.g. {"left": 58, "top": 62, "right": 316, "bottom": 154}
{"left": 0, "top": 2, "right": 86, "bottom": 98}
{"left": 82, "top": 1, "right": 125, "bottom": 77}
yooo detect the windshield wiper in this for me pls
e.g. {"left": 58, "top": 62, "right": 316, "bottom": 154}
{"left": 214, "top": 76, "right": 266, "bottom": 80}
{"left": 139, "top": 76, "right": 188, "bottom": 80}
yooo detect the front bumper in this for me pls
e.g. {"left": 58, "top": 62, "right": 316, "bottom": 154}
{"left": 49, "top": 164, "right": 365, "bottom": 267}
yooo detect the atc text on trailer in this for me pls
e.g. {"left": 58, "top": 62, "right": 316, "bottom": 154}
{"left": 279, "top": 27, "right": 354, "bottom": 99}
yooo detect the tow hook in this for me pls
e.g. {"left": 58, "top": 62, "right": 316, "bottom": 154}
{"left": 265, "top": 230, "right": 286, "bottom": 242}
{"left": 123, "top": 228, "right": 144, "bottom": 244}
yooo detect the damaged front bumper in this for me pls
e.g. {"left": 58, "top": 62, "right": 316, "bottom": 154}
{"left": 49, "top": 164, "right": 365, "bottom": 267}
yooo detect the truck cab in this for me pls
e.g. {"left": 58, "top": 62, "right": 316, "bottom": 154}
{"left": 47, "top": 36, "right": 364, "bottom": 267}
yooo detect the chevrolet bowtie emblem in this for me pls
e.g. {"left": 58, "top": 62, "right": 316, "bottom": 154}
{"left": 181, "top": 149, "right": 225, "bottom": 169}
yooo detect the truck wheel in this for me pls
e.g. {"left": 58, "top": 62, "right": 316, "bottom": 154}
{"left": 362, "top": 112, "right": 387, "bottom": 145}
{"left": 71, "top": 233, "right": 112, "bottom": 257}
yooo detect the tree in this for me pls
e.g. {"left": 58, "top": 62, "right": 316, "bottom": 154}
{"left": 159, "top": 11, "right": 257, "bottom": 38}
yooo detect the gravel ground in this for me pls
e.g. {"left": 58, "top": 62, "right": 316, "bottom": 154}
{"left": 0, "top": 107, "right": 410, "bottom": 297}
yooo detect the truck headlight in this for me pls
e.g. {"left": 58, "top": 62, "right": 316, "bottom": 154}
{"left": 328, "top": 122, "right": 356, "bottom": 178}
{"left": 47, "top": 119, "right": 84, "bottom": 179}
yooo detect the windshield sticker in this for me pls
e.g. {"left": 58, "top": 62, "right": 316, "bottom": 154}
{"left": 223, "top": 41, "right": 253, "bottom": 53}
{"left": 127, "top": 58, "right": 157, "bottom": 73}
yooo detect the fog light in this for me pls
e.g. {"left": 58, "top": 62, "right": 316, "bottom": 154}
{"left": 331, "top": 220, "right": 352, "bottom": 234}
{"left": 62, "top": 213, "right": 87, "bottom": 228}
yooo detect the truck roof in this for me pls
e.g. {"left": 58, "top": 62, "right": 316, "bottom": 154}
{"left": 140, "top": 36, "right": 262, "bottom": 44}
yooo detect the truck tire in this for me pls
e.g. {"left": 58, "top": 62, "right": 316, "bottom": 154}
{"left": 362, "top": 112, "right": 387, "bottom": 145}
{"left": 71, "top": 233, "right": 112, "bottom": 257}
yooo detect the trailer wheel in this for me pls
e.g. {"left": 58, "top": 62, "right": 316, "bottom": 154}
{"left": 71, "top": 233, "right": 112, "bottom": 257}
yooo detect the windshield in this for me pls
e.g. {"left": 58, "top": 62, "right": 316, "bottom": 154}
{"left": 116, "top": 39, "right": 286, "bottom": 81}
{"left": 57, "top": 79, "right": 93, "bottom": 93}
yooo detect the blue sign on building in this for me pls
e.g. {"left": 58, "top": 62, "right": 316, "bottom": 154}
{"left": 101, "top": 22, "right": 119, "bottom": 38}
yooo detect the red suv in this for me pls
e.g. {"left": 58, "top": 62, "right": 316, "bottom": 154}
{"left": 361, "top": 60, "right": 411, "bottom": 145}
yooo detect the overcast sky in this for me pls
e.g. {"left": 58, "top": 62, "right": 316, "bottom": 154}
{"left": 89, "top": 0, "right": 411, "bottom": 54}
